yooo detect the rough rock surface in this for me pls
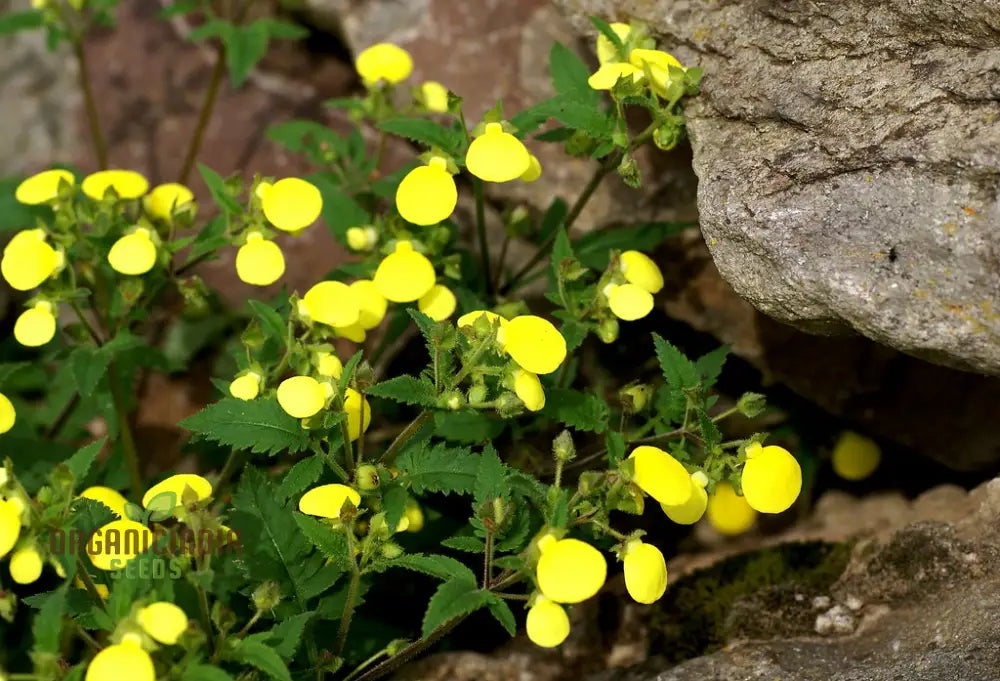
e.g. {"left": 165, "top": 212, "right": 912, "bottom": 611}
{"left": 555, "top": 0, "right": 1000, "bottom": 376}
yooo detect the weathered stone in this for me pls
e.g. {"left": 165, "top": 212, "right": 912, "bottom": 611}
{"left": 554, "top": 0, "right": 1000, "bottom": 376}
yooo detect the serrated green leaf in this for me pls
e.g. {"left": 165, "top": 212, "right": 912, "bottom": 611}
{"left": 248, "top": 299, "right": 287, "bottom": 344}
{"left": 197, "top": 164, "right": 241, "bottom": 214}
{"left": 486, "top": 595, "right": 516, "bottom": 635}
{"left": 652, "top": 333, "right": 700, "bottom": 391}
{"left": 549, "top": 42, "right": 600, "bottom": 107}
{"left": 441, "top": 535, "right": 485, "bottom": 553}
{"left": 696, "top": 345, "right": 729, "bottom": 389}
{"left": 606, "top": 431, "right": 626, "bottom": 466}
{"left": 229, "top": 639, "right": 292, "bottom": 681}
{"left": 551, "top": 228, "right": 575, "bottom": 281}
{"left": 433, "top": 411, "right": 505, "bottom": 444}
{"left": 224, "top": 21, "right": 270, "bottom": 88}
{"left": 371, "top": 553, "right": 476, "bottom": 585}
{"left": 421, "top": 578, "right": 490, "bottom": 637}
{"left": 381, "top": 484, "right": 409, "bottom": 532}
{"left": 695, "top": 407, "right": 722, "bottom": 449}
{"left": 292, "top": 513, "right": 350, "bottom": 571}
{"left": 507, "top": 470, "right": 548, "bottom": 508}
{"left": 540, "top": 388, "right": 609, "bottom": 433}
{"left": 65, "top": 438, "right": 105, "bottom": 484}
{"left": 277, "top": 457, "right": 324, "bottom": 501}
{"left": 397, "top": 443, "right": 479, "bottom": 496}
{"left": 560, "top": 318, "right": 590, "bottom": 352}
{"left": 474, "top": 443, "right": 509, "bottom": 507}
{"left": 70, "top": 346, "right": 108, "bottom": 397}
{"left": 368, "top": 376, "right": 437, "bottom": 407}
{"left": 528, "top": 97, "right": 613, "bottom": 137}
{"left": 377, "top": 117, "right": 464, "bottom": 156}
{"left": 0, "top": 10, "right": 43, "bottom": 35}
{"left": 182, "top": 664, "right": 235, "bottom": 681}
{"left": 180, "top": 397, "right": 310, "bottom": 456}
{"left": 250, "top": 611, "right": 314, "bottom": 660}
{"left": 574, "top": 221, "right": 693, "bottom": 270}
{"left": 32, "top": 585, "right": 67, "bottom": 654}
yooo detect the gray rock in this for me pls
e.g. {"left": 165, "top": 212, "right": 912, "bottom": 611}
{"left": 555, "top": 0, "right": 1000, "bottom": 376}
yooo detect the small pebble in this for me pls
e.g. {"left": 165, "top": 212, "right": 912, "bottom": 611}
{"left": 815, "top": 605, "right": 856, "bottom": 635}
{"left": 812, "top": 596, "right": 831, "bottom": 610}
{"left": 845, "top": 595, "right": 864, "bottom": 611}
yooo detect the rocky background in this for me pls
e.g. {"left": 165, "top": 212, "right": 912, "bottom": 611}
{"left": 2, "top": 0, "right": 1000, "bottom": 678}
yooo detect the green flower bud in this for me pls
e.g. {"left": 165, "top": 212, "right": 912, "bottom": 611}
{"left": 597, "top": 317, "right": 620, "bottom": 344}
{"left": 356, "top": 464, "right": 380, "bottom": 491}
{"left": 620, "top": 384, "right": 653, "bottom": 412}
{"left": 617, "top": 155, "right": 641, "bottom": 188}
{"left": 252, "top": 581, "right": 282, "bottom": 612}
{"left": 553, "top": 430, "right": 576, "bottom": 462}
{"left": 737, "top": 392, "right": 767, "bottom": 418}
{"left": 381, "top": 542, "right": 403, "bottom": 560}
{"left": 467, "top": 384, "right": 488, "bottom": 405}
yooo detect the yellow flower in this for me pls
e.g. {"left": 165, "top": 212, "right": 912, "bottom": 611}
{"left": 514, "top": 369, "right": 545, "bottom": 412}
{"left": 0, "top": 392, "right": 15, "bottom": 434}
{"left": 604, "top": 282, "right": 654, "bottom": 321}
{"left": 81, "top": 169, "right": 149, "bottom": 200}
{"left": 526, "top": 596, "right": 570, "bottom": 648}
{"left": 85, "top": 637, "right": 155, "bottom": 681}
{"left": 396, "top": 156, "right": 457, "bottom": 226}
{"left": 418, "top": 284, "right": 456, "bottom": 321}
{"left": 316, "top": 352, "right": 343, "bottom": 379}
{"left": 520, "top": 154, "right": 542, "bottom": 183}
{"left": 14, "top": 302, "right": 57, "bottom": 347}
{"left": 73, "top": 576, "right": 110, "bottom": 600}
{"left": 536, "top": 537, "right": 607, "bottom": 604}
{"left": 740, "top": 442, "right": 801, "bottom": 513}
{"left": 346, "top": 226, "right": 378, "bottom": 251}
{"left": 465, "top": 122, "right": 531, "bottom": 183}
{"left": 500, "top": 315, "right": 567, "bottom": 375}
{"left": 260, "top": 177, "right": 323, "bottom": 233}
{"left": 622, "top": 540, "right": 667, "bottom": 604}
{"left": 80, "top": 486, "right": 128, "bottom": 517}
{"left": 457, "top": 309, "right": 507, "bottom": 332}
{"left": 831, "top": 431, "right": 881, "bottom": 481}
{"left": 302, "top": 281, "right": 361, "bottom": 328}
{"left": 356, "top": 42, "right": 413, "bottom": 85}
{"left": 344, "top": 388, "right": 372, "bottom": 441}
{"left": 10, "top": 545, "right": 43, "bottom": 584}
{"left": 629, "top": 49, "right": 684, "bottom": 98}
{"left": 144, "top": 182, "right": 194, "bottom": 221}
{"left": 420, "top": 80, "right": 450, "bottom": 112}
{"left": 374, "top": 241, "right": 436, "bottom": 303}
{"left": 351, "top": 279, "right": 388, "bottom": 329}
{"left": 87, "top": 519, "right": 153, "bottom": 570}
{"left": 660, "top": 472, "right": 708, "bottom": 525}
{"left": 620, "top": 250, "right": 663, "bottom": 293}
{"left": 229, "top": 372, "right": 261, "bottom": 401}
{"left": 403, "top": 502, "right": 424, "bottom": 533}
{"left": 0, "top": 499, "right": 23, "bottom": 559}
{"left": 596, "top": 22, "right": 631, "bottom": 64}
{"left": 2, "top": 229, "right": 61, "bottom": 291}
{"left": 236, "top": 232, "right": 285, "bottom": 286}
{"left": 277, "top": 376, "right": 327, "bottom": 419}
{"left": 143, "top": 474, "right": 212, "bottom": 509}
{"left": 138, "top": 601, "right": 188, "bottom": 645}
{"left": 335, "top": 323, "right": 367, "bottom": 343}
{"left": 629, "top": 445, "right": 692, "bottom": 506}
{"left": 108, "top": 228, "right": 157, "bottom": 275}
{"left": 299, "top": 484, "right": 361, "bottom": 519}
{"left": 15, "top": 169, "right": 74, "bottom": 204}
{"left": 587, "top": 62, "right": 643, "bottom": 90}
{"left": 706, "top": 481, "right": 757, "bottom": 536}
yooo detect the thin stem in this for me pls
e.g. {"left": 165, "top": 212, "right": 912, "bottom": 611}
{"left": 108, "top": 364, "right": 143, "bottom": 501}
{"left": 197, "top": 585, "right": 216, "bottom": 654}
{"left": 333, "top": 388, "right": 355, "bottom": 474}
{"left": 69, "top": 301, "right": 103, "bottom": 345}
{"left": 179, "top": 47, "right": 227, "bottom": 184}
{"left": 482, "top": 531, "right": 493, "bottom": 589}
{"left": 493, "top": 592, "right": 529, "bottom": 601}
{"left": 213, "top": 449, "right": 244, "bottom": 502}
{"left": 75, "top": 558, "right": 108, "bottom": 613}
{"left": 491, "top": 234, "right": 511, "bottom": 292}
{"left": 712, "top": 406, "right": 740, "bottom": 423}
{"left": 73, "top": 41, "right": 108, "bottom": 170}
{"left": 76, "top": 624, "right": 102, "bottom": 651}
{"left": 234, "top": 611, "right": 262, "bottom": 639}
{"left": 592, "top": 520, "right": 628, "bottom": 541}
{"left": 380, "top": 410, "right": 431, "bottom": 466}
{"left": 354, "top": 617, "right": 464, "bottom": 681}
{"left": 473, "top": 180, "right": 492, "bottom": 297}
{"left": 553, "top": 458, "right": 564, "bottom": 490}
{"left": 335, "top": 533, "right": 362, "bottom": 656}
{"left": 44, "top": 393, "right": 81, "bottom": 440}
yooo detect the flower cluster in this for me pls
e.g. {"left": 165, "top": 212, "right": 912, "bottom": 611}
{"left": 85, "top": 601, "right": 189, "bottom": 681}
{"left": 587, "top": 23, "right": 687, "bottom": 100}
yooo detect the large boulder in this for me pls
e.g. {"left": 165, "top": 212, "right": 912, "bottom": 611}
{"left": 555, "top": 0, "right": 1000, "bottom": 377}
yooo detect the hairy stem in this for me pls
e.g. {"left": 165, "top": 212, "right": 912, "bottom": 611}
{"left": 334, "top": 568, "right": 362, "bottom": 656}
{"left": 75, "top": 557, "right": 108, "bottom": 613}
{"left": 380, "top": 410, "right": 431, "bottom": 466}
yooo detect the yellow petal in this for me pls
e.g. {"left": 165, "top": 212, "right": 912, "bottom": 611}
{"left": 395, "top": 158, "right": 457, "bottom": 226}
{"left": 350, "top": 279, "right": 388, "bottom": 330}
{"left": 403, "top": 502, "right": 424, "bottom": 533}
{"left": 0, "top": 392, "right": 15, "bottom": 434}
{"left": 536, "top": 538, "right": 607, "bottom": 604}
{"left": 831, "top": 431, "right": 881, "bottom": 481}
{"left": 298, "top": 483, "right": 361, "bottom": 519}
{"left": 623, "top": 540, "right": 667, "bottom": 604}
{"left": 80, "top": 486, "right": 128, "bottom": 518}
{"left": 144, "top": 182, "right": 195, "bottom": 221}
{"left": 0, "top": 500, "right": 23, "bottom": 559}
{"left": 81, "top": 170, "right": 149, "bottom": 200}
{"left": 660, "top": 473, "right": 708, "bottom": 525}
{"left": 740, "top": 443, "right": 801, "bottom": 513}
{"left": 373, "top": 241, "right": 436, "bottom": 303}
{"left": 261, "top": 177, "right": 322, "bottom": 233}
{"left": 457, "top": 309, "right": 507, "bottom": 332}
{"left": 587, "top": 63, "right": 642, "bottom": 90}
{"left": 520, "top": 155, "right": 542, "bottom": 183}
{"left": 596, "top": 22, "right": 631, "bottom": 64}
{"left": 277, "top": 376, "right": 326, "bottom": 419}
{"left": 316, "top": 352, "right": 343, "bottom": 379}
{"left": 501, "top": 315, "right": 567, "bottom": 375}
{"left": 606, "top": 283, "right": 654, "bottom": 321}
{"left": 14, "top": 302, "right": 57, "bottom": 347}
{"left": 465, "top": 123, "right": 531, "bottom": 183}
{"left": 303, "top": 280, "right": 361, "bottom": 328}
{"left": 15, "top": 169, "right": 74, "bottom": 205}
{"left": 346, "top": 226, "right": 378, "bottom": 251}
{"left": 108, "top": 229, "right": 157, "bottom": 275}
{"left": 629, "top": 48, "right": 683, "bottom": 72}
{"left": 629, "top": 445, "right": 692, "bottom": 506}
{"left": 420, "top": 80, "right": 450, "bottom": 112}
{"left": 138, "top": 601, "right": 188, "bottom": 645}
{"left": 514, "top": 369, "right": 545, "bottom": 412}
{"left": 356, "top": 43, "right": 413, "bottom": 85}
{"left": 87, "top": 519, "right": 153, "bottom": 570}
{"left": 620, "top": 250, "right": 664, "bottom": 293}
{"left": 526, "top": 596, "right": 570, "bottom": 647}
{"left": 334, "top": 323, "right": 367, "bottom": 343}
{"left": 344, "top": 388, "right": 372, "bottom": 441}
{"left": 706, "top": 481, "right": 757, "bottom": 536}
{"left": 142, "top": 474, "right": 212, "bottom": 508}
{"left": 85, "top": 641, "right": 155, "bottom": 681}
{"left": 229, "top": 372, "right": 261, "bottom": 401}
{"left": 236, "top": 232, "right": 285, "bottom": 286}
{"left": 417, "top": 284, "right": 456, "bottom": 321}
{"left": 1, "top": 231, "right": 59, "bottom": 291}
{"left": 10, "top": 546, "right": 43, "bottom": 584}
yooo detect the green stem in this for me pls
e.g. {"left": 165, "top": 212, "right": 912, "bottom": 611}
{"left": 108, "top": 364, "right": 143, "bottom": 501}
{"left": 711, "top": 406, "right": 740, "bottom": 423}
{"left": 75, "top": 557, "right": 108, "bottom": 613}
{"left": 213, "top": 449, "right": 243, "bottom": 502}
{"left": 197, "top": 585, "right": 216, "bottom": 654}
{"left": 380, "top": 410, "right": 431, "bottom": 466}
{"left": 333, "top": 388, "right": 355, "bottom": 474}
{"left": 353, "top": 617, "right": 464, "bottom": 681}
{"left": 592, "top": 520, "right": 627, "bottom": 541}
{"left": 235, "top": 611, "right": 262, "bottom": 639}
{"left": 179, "top": 47, "right": 227, "bottom": 185}
{"left": 482, "top": 531, "right": 493, "bottom": 589}
{"left": 473, "top": 180, "right": 492, "bottom": 296}
{"left": 335, "top": 533, "right": 362, "bottom": 656}
{"left": 76, "top": 624, "right": 102, "bottom": 651}
{"left": 73, "top": 41, "right": 108, "bottom": 170}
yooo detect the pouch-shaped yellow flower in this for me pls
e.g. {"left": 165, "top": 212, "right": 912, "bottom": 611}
{"left": 299, "top": 483, "right": 361, "bottom": 519}
{"left": 706, "top": 481, "right": 757, "bottom": 536}
{"left": 536, "top": 537, "right": 607, "bottom": 604}
{"left": 629, "top": 445, "right": 692, "bottom": 506}
{"left": 629, "top": 48, "right": 683, "bottom": 72}
{"left": 373, "top": 241, "right": 436, "bottom": 303}
{"left": 88, "top": 519, "right": 153, "bottom": 570}
{"left": 0, "top": 392, "right": 15, "bottom": 433}
{"left": 344, "top": 387, "right": 372, "bottom": 441}
{"left": 230, "top": 372, "right": 261, "bottom": 401}
{"left": 418, "top": 284, "right": 456, "bottom": 321}
{"left": 316, "top": 352, "right": 343, "bottom": 378}
{"left": 514, "top": 369, "right": 545, "bottom": 412}
{"left": 0, "top": 499, "right": 23, "bottom": 559}
{"left": 277, "top": 376, "right": 327, "bottom": 419}
{"left": 501, "top": 315, "right": 567, "bottom": 375}
{"left": 236, "top": 232, "right": 285, "bottom": 286}
{"left": 14, "top": 302, "right": 57, "bottom": 347}
{"left": 80, "top": 486, "right": 128, "bottom": 517}
{"left": 302, "top": 280, "right": 361, "bottom": 328}
{"left": 831, "top": 431, "right": 881, "bottom": 481}
{"left": 85, "top": 638, "right": 155, "bottom": 681}
{"left": 81, "top": 169, "right": 149, "bottom": 200}
{"left": 587, "top": 62, "right": 643, "bottom": 90}
{"left": 356, "top": 42, "right": 413, "bottom": 85}
{"left": 623, "top": 540, "right": 667, "bottom": 604}
{"left": 142, "top": 474, "right": 212, "bottom": 509}
{"left": 144, "top": 182, "right": 194, "bottom": 221}
{"left": 596, "top": 22, "right": 631, "bottom": 64}
{"left": 420, "top": 80, "right": 450, "bottom": 112}
{"left": 660, "top": 472, "right": 708, "bottom": 525}
{"left": 520, "top": 155, "right": 542, "bottom": 183}
{"left": 10, "top": 545, "right": 43, "bottom": 584}
{"left": 457, "top": 309, "right": 507, "bottom": 331}
{"left": 108, "top": 228, "right": 157, "bottom": 275}
{"left": 620, "top": 250, "right": 664, "bottom": 293}
{"left": 260, "top": 177, "right": 322, "bottom": 233}
{"left": 526, "top": 596, "right": 570, "bottom": 648}
{"left": 403, "top": 502, "right": 424, "bottom": 533}
{"left": 605, "top": 282, "right": 654, "bottom": 321}
{"left": 15, "top": 169, "right": 74, "bottom": 204}
{"left": 740, "top": 442, "right": 801, "bottom": 514}
{"left": 351, "top": 279, "right": 388, "bottom": 329}
{"left": 466, "top": 123, "right": 531, "bottom": 183}
{"left": 138, "top": 601, "right": 189, "bottom": 645}
{"left": 2, "top": 229, "right": 61, "bottom": 291}
{"left": 396, "top": 157, "right": 457, "bottom": 226}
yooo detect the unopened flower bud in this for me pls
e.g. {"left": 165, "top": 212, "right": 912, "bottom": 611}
{"left": 553, "top": 430, "right": 576, "bottom": 462}
{"left": 597, "top": 317, "right": 619, "bottom": 344}
{"left": 356, "top": 464, "right": 379, "bottom": 491}
{"left": 381, "top": 542, "right": 403, "bottom": 559}
{"left": 467, "top": 384, "right": 488, "bottom": 405}
{"left": 737, "top": 392, "right": 767, "bottom": 418}
{"left": 617, "top": 156, "right": 641, "bottom": 188}
{"left": 620, "top": 384, "right": 652, "bottom": 412}
{"left": 252, "top": 581, "right": 281, "bottom": 611}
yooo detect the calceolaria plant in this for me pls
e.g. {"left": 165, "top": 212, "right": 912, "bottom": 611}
{"left": 0, "top": 4, "right": 802, "bottom": 680}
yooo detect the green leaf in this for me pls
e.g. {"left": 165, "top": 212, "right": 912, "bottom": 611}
{"left": 606, "top": 431, "right": 626, "bottom": 466}
{"left": 158, "top": 0, "right": 199, "bottom": 19}
{"left": 528, "top": 97, "right": 613, "bottom": 137}
{"left": 258, "top": 18, "right": 308, "bottom": 40}
{"left": 229, "top": 639, "right": 292, "bottom": 681}
{"left": 254, "top": 611, "right": 314, "bottom": 660}
{"left": 421, "top": 578, "right": 491, "bottom": 637}
{"left": 397, "top": 443, "right": 479, "bottom": 496}
{"left": 70, "top": 346, "right": 109, "bottom": 397}
{"left": 574, "top": 221, "right": 693, "bottom": 270}
{"left": 486, "top": 595, "right": 516, "bottom": 635}
{"left": 473, "top": 443, "right": 509, "bottom": 507}
{"left": 371, "top": 553, "right": 476, "bottom": 585}
{"left": 652, "top": 333, "right": 700, "bottom": 391}
{"left": 248, "top": 300, "right": 287, "bottom": 344}
{"left": 292, "top": 514, "right": 350, "bottom": 571}
{"left": 695, "top": 407, "right": 722, "bottom": 450}
{"left": 182, "top": 665, "right": 235, "bottom": 681}
{"left": 368, "top": 376, "right": 437, "bottom": 407}
{"left": 308, "top": 173, "right": 369, "bottom": 240}
{"left": 377, "top": 118, "right": 465, "bottom": 156}
{"left": 277, "top": 457, "right": 324, "bottom": 501}
{"left": 224, "top": 21, "right": 270, "bottom": 88}
{"left": 441, "top": 535, "right": 485, "bottom": 552}
{"left": 0, "top": 10, "right": 43, "bottom": 35}
{"left": 590, "top": 17, "right": 625, "bottom": 55}
{"left": 180, "top": 398, "right": 310, "bottom": 456}
{"left": 188, "top": 18, "right": 231, "bottom": 43}
{"left": 382, "top": 485, "right": 408, "bottom": 531}
{"left": 549, "top": 42, "right": 600, "bottom": 107}
{"left": 540, "top": 388, "right": 609, "bottom": 433}
{"left": 197, "top": 164, "right": 241, "bottom": 214}
{"left": 551, "top": 228, "right": 575, "bottom": 282}
{"left": 32, "top": 585, "right": 67, "bottom": 654}
{"left": 433, "top": 411, "right": 505, "bottom": 444}
{"left": 65, "top": 438, "right": 105, "bottom": 484}
{"left": 267, "top": 120, "right": 347, "bottom": 164}
{"left": 559, "top": 318, "right": 590, "bottom": 352}
{"left": 696, "top": 345, "right": 729, "bottom": 389}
